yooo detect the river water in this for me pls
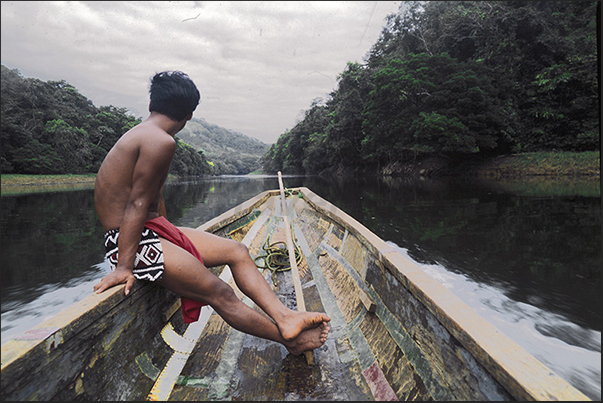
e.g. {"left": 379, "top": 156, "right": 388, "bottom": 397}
{"left": 1, "top": 174, "right": 600, "bottom": 399}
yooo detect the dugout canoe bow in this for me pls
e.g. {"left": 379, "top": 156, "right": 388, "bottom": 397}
{"left": 0, "top": 187, "right": 590, "bottom": 401}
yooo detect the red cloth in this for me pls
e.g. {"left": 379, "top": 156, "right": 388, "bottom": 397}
{"left": 144, "top": 216, "right": 206, "bottom": 323}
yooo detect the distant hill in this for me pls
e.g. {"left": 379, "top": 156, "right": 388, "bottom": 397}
{"left": 177, "top": 118, "right": 269, "bottom": 175}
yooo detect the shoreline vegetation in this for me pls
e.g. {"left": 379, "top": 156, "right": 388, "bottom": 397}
{"left": 1, "top": 151, "right": 600, "bottom": 190}
{"left": 474, "top": 151, "right": 600, "bottom": 178}
{"left": 2, "top": 173, "right": 98, "bottom": 186}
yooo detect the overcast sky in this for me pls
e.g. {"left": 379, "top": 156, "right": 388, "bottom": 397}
{"left": 1, "top": 1, "right": 401, "bottom": 144}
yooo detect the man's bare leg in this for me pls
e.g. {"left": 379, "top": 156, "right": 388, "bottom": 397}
{"left": 179, "top": 227, "right": 331, "bottom": 341}
{"left": 158, "top": 238, "right": 330, "bottom": 355}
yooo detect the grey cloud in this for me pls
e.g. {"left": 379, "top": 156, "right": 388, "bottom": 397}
{"left": 1, "top": 1, "right": 400, "bottom": 144}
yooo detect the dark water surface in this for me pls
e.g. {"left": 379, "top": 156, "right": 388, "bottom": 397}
{"left": 1, "top": 174, "right": 600, "bottom": 399}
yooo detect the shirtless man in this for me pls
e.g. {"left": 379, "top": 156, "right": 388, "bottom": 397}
{"left": 93, "top": 70, "right": 330, "bottom": 356}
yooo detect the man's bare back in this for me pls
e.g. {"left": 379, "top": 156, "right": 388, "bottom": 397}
{"left": 95, "top": 118, "right": 177, "bottom": 231}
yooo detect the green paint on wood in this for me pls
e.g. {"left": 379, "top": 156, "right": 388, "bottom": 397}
{"left": 136, "top": 352, "right": 161, "bottom": 381}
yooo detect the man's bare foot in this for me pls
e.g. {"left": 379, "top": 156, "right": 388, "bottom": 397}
{"left": 279, "top": 310, "right": 331, "bottom": 341}
{"left": 284, "top": 321, "right": 330, "bottom": 356}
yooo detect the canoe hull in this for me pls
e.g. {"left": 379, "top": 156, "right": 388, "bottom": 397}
{"left": 0, "top": 282, "right": 179, "bottom": 400}
{"left": 1, "top": 187, "right": 589, "bottom": 401}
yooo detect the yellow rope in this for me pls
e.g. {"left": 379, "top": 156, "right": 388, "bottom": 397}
{"left": 226, "top": 187, "right": 303, "bottom": 287}
{"left": 254, "top": 233, "right": 302, "bottom": 286}
{"left": 254, "top": 185, "right": 302, "bottom": 286}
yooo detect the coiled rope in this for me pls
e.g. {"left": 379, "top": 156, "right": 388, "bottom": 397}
{"left": 254, "top": 232, "right": 302, "bottom": 286}
{"left": 226, "top": 186, "right": 303, "bottom": 287}
{"left": 254, "top": 186, "right": 303, "bottom": 286}
{"left": 228, "top": 216, "right": 300, "bottom": 287}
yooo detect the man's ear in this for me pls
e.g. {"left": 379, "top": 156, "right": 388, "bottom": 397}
{"left": 186, "top": 112, "right": 193, "bottom": 121}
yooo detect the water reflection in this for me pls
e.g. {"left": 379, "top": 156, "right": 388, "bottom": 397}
{"left": 302, "top": 175, "right": 601, "bottom": 332}
{"left": 1, "top": 190, "right": 106, "bottom": 297}
{"left": 388, "top": 241, "right": 601, "bottom": 400}
{"left": 162, "top": 175, "right": 285, "bottom": 228}
{"left": 1, "top": 174, "right": 600, "bottom": 399}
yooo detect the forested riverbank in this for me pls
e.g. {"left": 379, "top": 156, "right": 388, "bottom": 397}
{"left": 2, "top": 150, "right": 599, "bottom": 190}
{"left": 261, "top": 1, "right": 599, "bottom": 177}
{"left": 385, "top": 150, "right": 601, "bottom": 178}
{"left": 1, "top": 69, "right": 267, "bottom": 177}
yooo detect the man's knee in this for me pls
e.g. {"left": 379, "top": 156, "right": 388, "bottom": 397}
{"left": 208, "top": 279, "right": 239, "bottom": 307}
{"left": 229, "top": 240, "right": 251, "bottom": 263}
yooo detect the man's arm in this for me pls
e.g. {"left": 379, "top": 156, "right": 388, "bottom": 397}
{"left": 94, "top": 135, "right": 175, "bottom": 295}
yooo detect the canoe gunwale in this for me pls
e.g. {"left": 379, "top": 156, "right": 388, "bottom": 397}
{"left": 0, "top": 280, "right": 177, "bottom": 400}
{"left": 198, "top": 190, "right": 278, "bottom": 233}
{"left": 295, "top": 187, "right": 589, "bottom": 401}
{"left": 1, "top": 280, "right": 134, "bottom": 369}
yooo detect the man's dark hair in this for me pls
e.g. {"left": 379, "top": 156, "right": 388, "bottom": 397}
{"left": 149, "top": 71, "right": 200, "bottom": 121}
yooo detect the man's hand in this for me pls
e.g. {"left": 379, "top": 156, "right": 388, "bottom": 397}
{"left": 94, "top": 268, "right": 136, "bottom": 296}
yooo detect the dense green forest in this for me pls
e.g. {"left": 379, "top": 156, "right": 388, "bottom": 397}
{"left": 1, "top": 64, "right": 210, "bottom": 176}
{"left": 262, "top": 1, "right": 600, "bottom": 175}
{"left": 1, "top": 65, "right": 266, "bottom": 176}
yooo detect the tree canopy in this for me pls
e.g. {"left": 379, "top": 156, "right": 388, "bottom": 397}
{"left": 262, "top": 1, "right": 599, "bottom": 175}
{"left": 1, "top": 65, "right": 211, "bottom": 176}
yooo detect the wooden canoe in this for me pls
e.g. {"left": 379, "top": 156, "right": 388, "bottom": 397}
{"left": 0, "top": 187, "right": 590, "bottom": 401}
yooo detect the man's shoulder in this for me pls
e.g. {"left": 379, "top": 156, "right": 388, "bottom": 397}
{"left": 129, "top": 123, "right": 176, "bottom": 145}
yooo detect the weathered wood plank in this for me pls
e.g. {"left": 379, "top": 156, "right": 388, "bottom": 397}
{"left": 340, "top": 232, "right": 368, "bottom": 279}
{"left": 359, "top": 312, "right": 431, "bottom": 400}
{"left": 168, "top": 313, "right": 232, "bottom": 401}
{"left": 357, "top": 287, "right": 376, "bottom": 313}
{"left": 318, "top": 253, "right": 365, "bottom": 324}
{"left": 1, "top": 282, "right": 178, "bottom": 400}
{"left": 230, "top": 335, "right": 288, "bottom": 400}
{"left": 278, "top": 172, "right": 314, "bottom": 366}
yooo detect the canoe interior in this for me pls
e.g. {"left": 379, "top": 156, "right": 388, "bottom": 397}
{"left": 0, "top": 188, "right": 590, "bottom": 401}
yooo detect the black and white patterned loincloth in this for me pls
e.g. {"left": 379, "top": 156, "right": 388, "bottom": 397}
{"left": 104, "top": 227, "right": 165, "bottom": 281}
